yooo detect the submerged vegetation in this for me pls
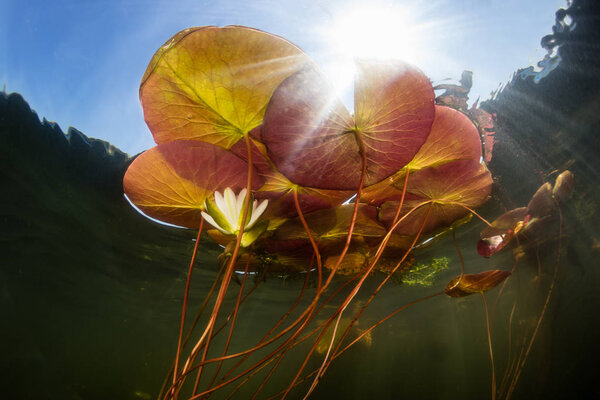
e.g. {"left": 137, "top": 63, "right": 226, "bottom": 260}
{"left": 120, "top": 25, "right": 574, "bottom": 399}
{"left": 399, "top": 257, "right": 449, "bottom": 287}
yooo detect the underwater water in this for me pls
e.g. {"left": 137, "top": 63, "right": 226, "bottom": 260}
{"left": 2, "top": 1, "right": 600, "bottom": 399}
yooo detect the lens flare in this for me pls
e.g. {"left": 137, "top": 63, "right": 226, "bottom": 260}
{"left": 328, "top": 4, "right": 422, "bottom": 62}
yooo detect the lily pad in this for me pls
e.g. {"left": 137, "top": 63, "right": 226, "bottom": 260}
{"left": 445, "top": 270, "right": 511, "bottom": 297}
{"left": 479, "top": 207, "right": 529, "bottom": 239}
{"left": 378, "top": 160, "right": 492, "bottom": 237}
{"left": 261, "top": 62, "right": 434, "bottom": 190}
{"left": 123, "top": 140, "right": 262, "bottom": 228}
{"left": 272, "top": 203, "right": 385, "bottom": 245}
{"left": 229, "top": 133, "right": 354, "bottom": 217}
{"left": 140, "top": 26, "right": 311, "bottom": 148}
{"left": 361, "top": 105, "right": 483, "bottom": 205}
{"left": 257, "top": 170, "right": 354, "bottom": 218}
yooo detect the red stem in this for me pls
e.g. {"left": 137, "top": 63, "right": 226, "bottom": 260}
{"left": 481, "top": 292, "right": 497, "bottom": 400}
{"left": 311, "top": 202, "right": 434, "bottom": 393}
{"left": 292, "top": 189, "right": 323, "bottom": 291}
{"left": 281, "top": 129, "right": 370, "bottom": 399}
{"left": 172, "top": 218, "right": 204, "bottom": 394}
{"left": 207, "top": 248, "right": 253, "bottom": 390}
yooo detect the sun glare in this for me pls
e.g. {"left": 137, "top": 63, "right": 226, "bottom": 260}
{"left": 320, "top": 2, "right": 439, "bottom": 106}
{"left": 329, "top": 4, "right": 421, "bottom": 62}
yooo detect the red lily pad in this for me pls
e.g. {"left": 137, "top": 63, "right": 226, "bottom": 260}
{"left": 361, "top": 105, "right": 482, "bottom": 205}
{"left": 445, "top": 270, "right": 511, "bottom": 297}
{"left": 261, "top": 62, "right": 434, "bottom": 190}
{"left": 477, "top": 206, "right": 530, "bottom": 257}
{"left": 479, "top": 207, "right": 529, "bottom": 239}
{"left": 123, "top": 140, "right": 262, "bottom": 228}
{"left": 407, "top": 105, "right": 482, "bottom": 171}
{"left": 379, "top": 160, "right": 492, "bottom": 237}
{"left": 140, "top": 26, "right": 311, "bottom": 148}
{"left": 230, "top": 131, "right": 354, "bottom": 217}
{"left": 256, "top": 170, "right": 354, "bottom": 218}
{"left": 477, "top": 170, "right": 574, "bottom": 258}
{"left": 272, "top": 204, "right": 385, "bottom": 245}
{"left": 353, "top": 60, "right": 435, "bottom": 183}
{"left": 261, "top": 67, "right": 357, "bottom": 189}
{"left": 228, "top": 131, "right": 274, "bottom": 179}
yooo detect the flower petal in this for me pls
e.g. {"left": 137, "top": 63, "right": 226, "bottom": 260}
{"left": 241, "top": 219, "right": 269, "bottom": 247}
{"left": 223, "top": 188, "right": 239, "bottom": 228}
{"left": 214, "top": 190, "right": 228, "bottom": 220}
{"left": 205, "top": 198, "right": 233, "bottom": 233}
{"left": 201, "top": 211, "right": 230, "bottom": 234}
{"left": 235, "top": 188, "right": 249, "bottom": 228}
{"left": 236, "top": 188, "right": 248, "bottom": 214}
{"left": 247, "top": 198, "right": 268, "bottom": 230}
{"left": 255, "top": 198, "right": 269, "bottom": 218}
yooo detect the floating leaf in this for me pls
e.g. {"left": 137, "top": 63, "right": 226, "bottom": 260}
{"left": 261, "top": 62, "right": 434, "bottom": 190}
{"left": 478, "top": 171, "right": 574, "bottom": 258}
{"left": 123, "top": 141, "right": 262, "bottom": 228}
{"left": 477, "top": 207, "right": 529, "bottom": 257}
{"left": 229, "top": 127, "right": 354, "bottom": 217}
{"left": 140, "top": 26, "right": 311, "bottom": 148}
{"left": 228, "top": 128, "right": 275, "bottom": 178}
{"left": 361, "top": 105, "right": 482, "bottom": 205}
{"left": 445, "top": 270, "right": 511, "bottom": 297}
{"left": 261, "top": 67, "right": 357, "bottom": 189}
{"left": 272, "top": 204, "right": 385, "bottom": 245}
{"left": 353, "top": 61, "right": 435, "bottom": 182}
{"left": 479, "top": 207, "right": 529, "bottom": 239}
{"left": 257, "top": 170, "right": 354, "bottom": 218}
{"left": 378, "top": 160, "right": 492, "bottom": 237}
{"left": 407, "top": 106, "right": 482, "bottom": 171}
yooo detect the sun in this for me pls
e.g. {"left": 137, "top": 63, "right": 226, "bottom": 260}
{"left": 327, "top": 2, "right": 429, "bottom": 63}
{"left": 319, "top": 2, "right": 438, "bottom": 106}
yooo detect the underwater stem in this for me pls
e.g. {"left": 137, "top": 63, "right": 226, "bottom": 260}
{"left": 176, "top": 133, "right": 255, "bottom": 397}
{"left": 481, "top": 292, "right": 497, "bottom": 400}
{"left": 306, "top": 198, "right": 434, "bottom": 399}
{"left": 292, "top": 188, "right": 323, "bottom": 291}
{"left": 172, "top": 218, "right": 204, "bottom": 394}
{"left": 330, "top": 199, "right": 432, "bottom": 353}
{"left": 282, "top": 127, "right": 370, "bottom": 400}
{"left": 158, "top": 259, "right": 227, "bottom": 400}
{"left": 505, "top": 204, "right": 563, "bottom": 399}
{"left": 207, "top": 249, "right": 253, "bottom": 390}
{"left": 218, "top": 257, "right": 313, "bottom": 387}
{"left": 452, "top": 230, "right": 465, "bottom": 276}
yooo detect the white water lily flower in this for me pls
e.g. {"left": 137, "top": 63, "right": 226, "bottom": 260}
{"left": 201, "top": 188, "right": 268, "bottom": 236}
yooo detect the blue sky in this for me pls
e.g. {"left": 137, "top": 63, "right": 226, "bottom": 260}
{"left": 1, "top": 0, "right": 566, "bottom": 155}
